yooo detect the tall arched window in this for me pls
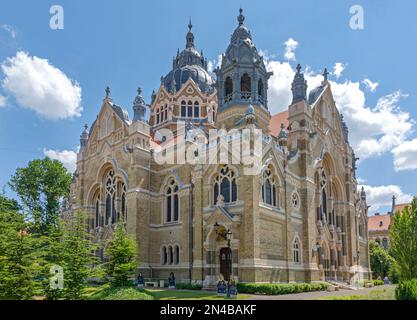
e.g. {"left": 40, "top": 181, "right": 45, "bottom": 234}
{"left": 240, "top": 73, "right": 251, "bottom": 94}
{"left": 174, "top": 245, "right": 180, "bottom": 264}
{"left": 156, "top": 108, "right": 160, "bottom": 124}
{"left": 166, "top": 179, "right": 179, "bottom": 223}
{"left": 95, "top": 197, "right": 100, "bottom": 228}
{"left": 293, "top": 239, "right": 301, "bottom": 264}
{"left": 258, "top": 79, "right": 264, "bottom": 97}
{"left": 194, "top": 101, "right": 199, "bottom": 118}
{"left": 213, "top": 166, "right": 237, "bottom": 205}
{"left": 181, "top": 100, "right": 186, "bottom": 117}
{"left": 169, "top": 246, "right": 174, "bottom": 264}
{"left": 317, "top": 169, "right": 327, "bottom": 222}
{"left": 105, "top": 170, "right": 116, "bottom": 225}
{"left": 164, "top": 104, "right": 168, "bottom": 122}
{"left": 162, "top": 247, "right": 167, "bottom": 265}
{"left": 262, "top": 167, "right": 278, "bottom": 207}
{"left": 121, "top": 184, "right": 127, "bottom": 221}
{"left": 187, "top": 101, "right": 193, "bottom": 118}
{"left": 224, "top": 76, "right": 233, "bottom": 99}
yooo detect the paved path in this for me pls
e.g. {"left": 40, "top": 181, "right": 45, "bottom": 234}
{"left": 247, "top": 285, "right": 395, "bottom": 300}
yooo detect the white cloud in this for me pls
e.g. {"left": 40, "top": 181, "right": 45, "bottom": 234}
{"left": 207, "top": 54, "right": 223, "bottom": 73}
{"left": 2, "top": 24, "right": 16, "bottom": 38}
{"left": 360, "top": 184, "right": 412, "bottom": 212}
{"left": 363, "top": 78, "right": 379, "bottom": 92}
{"left": 43, "top": 149, "right": 77, "bottom": 173}
{"left": 392, "top": 138, "right": 417, "bottom": 171}
{"left": 1, "top": 51, "right": 82, "bottom": 120}
{"left": 262, "top": 45, "right": 413, "bottom": 161}
{"left": 333, "top": 62, "right": 346, "bottom": 79}
{"left": 356, "top": 177, "right": 367, "bottom": 184}
{"left": 284, "top": 38, "right": 298, "bottom": 62}
{"left": 0, "top": 94, "right": 6, "bottom": 107}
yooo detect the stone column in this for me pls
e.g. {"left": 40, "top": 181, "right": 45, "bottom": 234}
{"left": 192, "top": 165, "right": 204, "bottom": 284}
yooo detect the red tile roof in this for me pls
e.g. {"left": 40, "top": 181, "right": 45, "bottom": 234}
{"left": 393, "top": 203, "right": 411, "bottom": 214}
{"left": 269, "top": 110, "right": 289, "bottom": 137}
{"left": 368, "top": 214, "right": 391, "bottom": 232}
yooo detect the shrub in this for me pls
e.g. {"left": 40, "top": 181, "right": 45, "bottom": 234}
{"left": 236, "top": 282, "right": 328, "bottom": 295}
{"left": 89, "top": 286, "right": 153, "bottom": 300}
{"left": 175, "top": 283, "right": 203, "bottom": 290}
{"left": 395, "top": 279, "right": 417, "bottom": 300}
{"left": 373, "top": 280, "right": 384, "bottom": 286}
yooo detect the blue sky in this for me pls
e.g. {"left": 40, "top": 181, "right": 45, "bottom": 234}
{"left": 0, "top": 0, "right": 416, "bottom": 214}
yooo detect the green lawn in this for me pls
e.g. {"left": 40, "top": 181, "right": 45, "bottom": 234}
{"left": 146, "top": 288, "right": 250, "bottom": 300}
{"left": 319, "top": 287, "right": 396, "bottom": 300}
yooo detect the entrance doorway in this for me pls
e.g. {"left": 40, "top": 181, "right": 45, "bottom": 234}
{"left": 219, "top": 247, "right": 232, "bottom": 281}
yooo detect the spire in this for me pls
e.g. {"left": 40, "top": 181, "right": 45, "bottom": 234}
{"left": 80, "top": 124, "right": 89, "bottom": 149}
{"left": 186, "top": 17, "right": 194, "bottom": 48}
{"left": 291, "top": 64, "right": 308, "bottom": 104}
{"left": 278, "top": 123, "right": 288, "bottom": 147}
{"left": 238, "top": 7, "right": 245, "bottom": 26}
{"left": 391, "top": 195, "right": 396, "bottom": 215}
{"left": 361, "top": 186, "right": 366, "bottom": 202}
{"left": 133, "top": 87, "right": 147, "bottom": 122}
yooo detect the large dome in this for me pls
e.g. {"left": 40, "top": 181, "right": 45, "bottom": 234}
{"left": 161, "top": 20, "right": 215, "bottom": 95}
{"left": 163, "top": 64, "right": 215, "bottom": 94}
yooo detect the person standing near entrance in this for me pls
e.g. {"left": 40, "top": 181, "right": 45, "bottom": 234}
{"left": 168, "top": 272, "right": 175, "bottom": 289}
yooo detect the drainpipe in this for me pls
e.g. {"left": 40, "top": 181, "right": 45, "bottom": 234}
{"left": 189, "top": 173, "right": 194, "bottom": 284}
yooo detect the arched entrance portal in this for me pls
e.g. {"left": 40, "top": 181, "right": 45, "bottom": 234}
{"left": 219, "top": 247, "right": 232, "bottom": 281}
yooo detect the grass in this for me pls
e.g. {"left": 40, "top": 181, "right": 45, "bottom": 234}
{"left": 319, "top": 287, "right": 396, "bottom": 300}
{"left": 87, "top": 284, "right": 153, "bottom": 300}
{"left": 146, "top": 288, "right": 250, "bottom": 300}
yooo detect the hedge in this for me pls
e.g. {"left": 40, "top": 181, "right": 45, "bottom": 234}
{"left": 236, "top": 282, "right": 328, "bottom": 295}
{"left": 89, "top": 286, "right": 154, "bottom": 300}
{"left": 175, "top": 283, "right": 203, "bottom": 290}
{"left": 395, "top": 279, "right": 417, "bottom": 300}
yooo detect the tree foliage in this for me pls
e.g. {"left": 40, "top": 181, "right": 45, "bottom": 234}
{"left": 389, "top": 197, "right": 417, "bottom": 281}
{"left": 9, "top": 157, "right": 72, "bottom": 235}
{"left": 105, "top": 223, "right": 137, "bottom": 287}
{"left": 369, "top": 240, "right": 394, "bottom": 279}
{"left": 0, "top": 195, "right": 41, "bottom": 299}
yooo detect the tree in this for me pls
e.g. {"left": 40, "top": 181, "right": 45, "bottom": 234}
{"left": 105, "top": 223, "right": 137, "bottom": 287}
{"left": 53, "top": 211, "right": 98, "bottom": 299}
{"left": 0, "top": 194, "right": 41, "bottom": 299}
{"left": 389, "top": 197, "right": 417, "bottom": 281}
{"left": 369, "top": 240, "right": 394, "bottom": 279}
{"left": 9, "top": 157, "right": 72, "bottom": 235}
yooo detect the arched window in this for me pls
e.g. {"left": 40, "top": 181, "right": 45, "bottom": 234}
{"left": 164, "top": 104, "right": 168, "bottom": 122}
{"left": 162, "top": 247, "right": 167, "bottom": 265}
{"left": 382, "top": 238, "right": 388, "bottom": 250}
{"left": 187, "top": 101, "right": 193, "bottom": 118}
{"left": 293, "top": 239, "right": 301, "bottom": 264}
{"left": 194, "top": 101, "right": 199, "bottom": 118}
{"left": 213, "top": 166, "right": 237, "bottom": 205}
{"left": 262, "top": 168, "right": 278, "bottom": 207}
{"left": 105, "top": 170, "right": 116, "bottom": 225}
{"left": 121, "top": 184, "right": 127, "bottom": 221}
{"left": 166, "top": 179, "right": 179, "bottom": 223}
{"left": 240, "top": 73, "right": 251, "bottom": 93}
{"left": 181, "top": 100, "right": 186, "bottom": 117}
{"left": 95, "top": 198, "right": 100, "bottom": 228}
{"left": 317, "top": 169, "right": 327, "bottom": 222}
{"left": 156, "top": 108, "right": 160, "bottom": 124}
{"left": 258, "top": 79, "right": 264, "bottom": 97}
{"left": 169, "top": 246, "right": 174, "bottom": 264}
{"left": 174, "top": 245, "right": 180, "bottom": 264}
{"left": 224, "top": 76, "right": 233, "bottom": 98}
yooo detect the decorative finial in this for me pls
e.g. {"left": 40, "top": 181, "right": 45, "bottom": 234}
{"left": 188, "top": 17, "right": 192, "bottom": 31}
{"left": 137, "top": 87, "right": 142, "bottom": 95}
{"left": 323, "top": 68, "right": 329, "bottom": 81}
{"left": 83, "top": 123, "right": 88, "bottom": 131}
{"left": 105, "top": 86, "right": 111, "bottom": 98}
{"left": 280, "top": 123, "right": 285, "bottom": 130}
{"left": 296, "top": 64, "right": 302, "bottom": 74}
{"left": 238, "top": 7, "right": 245, "bottom": 26}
